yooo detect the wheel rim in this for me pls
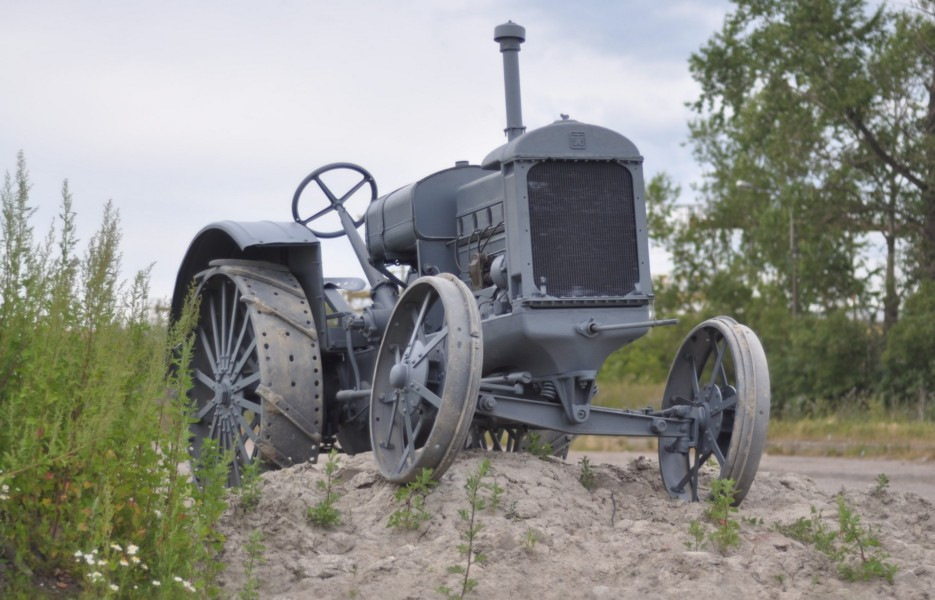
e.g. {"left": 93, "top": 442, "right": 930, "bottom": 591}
{"left": 658, "top": 316, "right": 770, "bottom": 504}
{"left": 370, "top": 274, "right": 482, "bottom": 483}
{"left": 188, "top": 262, "right": 324, "bottom": 487}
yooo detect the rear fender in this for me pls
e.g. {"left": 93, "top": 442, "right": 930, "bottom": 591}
{"left": 172, "top": 221, "right": 323, "bottom": 325}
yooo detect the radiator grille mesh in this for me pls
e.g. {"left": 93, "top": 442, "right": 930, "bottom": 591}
{"left": 526, "top": 161, "right": 639, "bottom": 298}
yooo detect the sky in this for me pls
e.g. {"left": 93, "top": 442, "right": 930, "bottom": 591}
{"left": 0, "top": 0, "right": 732, "bottom": 303}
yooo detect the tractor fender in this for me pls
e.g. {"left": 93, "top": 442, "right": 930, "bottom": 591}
{"left": 171, "top": 220, "right": 320, "bottom": 320}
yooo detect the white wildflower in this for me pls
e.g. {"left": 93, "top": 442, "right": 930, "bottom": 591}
{"left": 152, "top": 580, "right": 161, "bottom": 586}
{"left": 127, "top": 543, "right": 139, "bottom": 556}
{"left": 110, "top": 543, "right": 123, "bottom": 552}
{"left": 183, "top": 580, "right": 197, "bottom": 593}
{"left": 174, "top": 575, "right": 183, "bottom": 583}
{"left": 131, "top": 556, "right": 141, "bottom": 564}
{"left": 109, "top": 584, "right": 119, "bottom": 592}
{"left": 119, "top": 558, "right": 129, "bottom": 567}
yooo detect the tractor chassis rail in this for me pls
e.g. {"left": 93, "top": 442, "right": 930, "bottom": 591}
{"left": 475, "top": 393, "right": 695, "bottom": 438}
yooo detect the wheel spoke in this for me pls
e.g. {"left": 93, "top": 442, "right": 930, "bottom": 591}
{"left": 209, "top": 296, "right": 222, "bottom": 368}
{"left": 207, "top": 408, "right": 220, "bottom": 439}
{"left": 226, "top": 287, "right": 241, "bottom": 361}
{"left": 193, "top": 368, "right": 216, "bottom": 390}
{"left": 313, "top": 176, "right": 340, "bottom": 205}
{"left": 408, "top": 379, "right": 442, "bottom": 409}
{"left": 710, "top": 395, "right": 737, "bottom": 415}
{"left": 404, "top": 294, "right": 432, "bottom": 358}
{"left": 227, "top": 422, "right": 242, "bottom": 486}
{"left": 410, "top": 327, "right": 447, "bottom": 368}
{"left": 379, "top": 391, "right": 401, "bottom": 450}
{"left": 198, "top": 327, "right": 218, "bottom": 375}
{"left": 395, "top": 439, "right": 413, "bottom": 474}
{"left": 705, "top": 430, "right": 726, "bottom": 466}
{"left": 303, "top": 202, "right": 334, "bottom": 225}
{"left": 231, "top": 338, "right": 257, "bottom": 379}
{"left": 689, "top": 354, "right": 701, "bottom": 402}
{"left": 219, "top": 283, "right": 228, "bottom": 360}
{"left": 194, "top": 399, "right": 217, "bottom": 421}
{"left": 232, "top": 371, "right": 261, "bottom": 393}
{"left": 395, "top": 407, "right": 424, "bottom": 475}
{"left": 338, "top": 175, "right": 370, "bottom": 204}
{"left": 231, "top": 307, "right": 250, "bottom": 368}
{"left": 401, "top": 394, "right": 417, "bottom": 451}
{"left": 232, "top": 394, "right": 262, "bottom": 415}
{"left": 236, "top": 412, "right": 260, "bottom": 443}
{"left": 707, "top": 338, "right": 725, "bottom": 390}
{"left": 235, "top": 425, "right": 252, "bottom": 465}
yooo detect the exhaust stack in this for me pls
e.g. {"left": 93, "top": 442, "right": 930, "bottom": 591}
{"left": 494, "top": 21, "right": 526, "bottom": 141}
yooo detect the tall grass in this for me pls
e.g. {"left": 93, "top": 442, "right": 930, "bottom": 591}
{"left": 0, "top": 154, "right": 227, "bottom": 598}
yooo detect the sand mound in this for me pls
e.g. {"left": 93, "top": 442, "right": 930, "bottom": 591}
{"left": 217, "top": 451, "right": 935, "bottom": 599}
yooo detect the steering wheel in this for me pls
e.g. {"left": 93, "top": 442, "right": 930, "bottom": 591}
{"left": 292, "top": 162, "right": 378, "bottom": 239}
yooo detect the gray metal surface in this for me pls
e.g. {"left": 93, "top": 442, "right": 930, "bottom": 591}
{"left": 173, "top": 20, "right": 772, "bottom": 502}
{"left": 188, "top": 260, "right": 324, "bottom": 484}
{"left": 658, "top": 316, "right": 771, "bottom": 504}
{"left": 172, "top": 220, "right": 320, "bottom": 320}
{"left": 369, "top": 274, "right": 482, "bottom": 483}
{"left": 494, "top": 21, "right": 526, "bottom": 141}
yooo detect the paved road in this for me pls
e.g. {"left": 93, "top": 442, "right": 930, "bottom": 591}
{"left": 569, "top": 451, "right": 935, "bottom": 503}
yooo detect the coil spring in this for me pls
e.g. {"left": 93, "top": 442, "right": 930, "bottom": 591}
{"left": 540, "top": 381, "right": 557, "bottom": 402}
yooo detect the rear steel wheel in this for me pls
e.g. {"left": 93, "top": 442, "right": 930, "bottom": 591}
{"left": 658, "top": 316, "right": 770, "bottom": 505}
{"left": 189, "top": 260, "right": 324, "bottom": 486}
{"left": 370, "top": 274, "right": 482, "bottom": 483}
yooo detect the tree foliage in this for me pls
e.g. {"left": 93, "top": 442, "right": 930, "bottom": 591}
{"left": 620, "top": 0, "right": 935, "bottom": 416}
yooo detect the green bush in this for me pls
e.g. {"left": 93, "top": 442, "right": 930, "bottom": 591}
{"left": 766, "top": 311, "right": 877, "bottom": 417}
{"left": 0, "top": 154, "right": 227, "bottom": 598}
{"left": 883, "top": 282, "right": 935, "bottom": 411}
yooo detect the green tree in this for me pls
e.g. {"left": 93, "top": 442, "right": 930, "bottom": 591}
{"left": 648, "top": 0, "right": 935, "bottom": 411}
{"left": 882, "top": 281, "right": 935, "bottom": 417}
{"left": 685, "top": 0, "right": 910, "bottom": 320}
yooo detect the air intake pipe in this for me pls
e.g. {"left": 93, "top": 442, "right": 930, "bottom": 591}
{"left": 494, "top": 21, "right": 526, "bottom": 141}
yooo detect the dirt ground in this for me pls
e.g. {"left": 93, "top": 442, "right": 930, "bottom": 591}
{"left": 217, "top": 451, "right": 935, "bottom": 599}
{"left": 569, "top": 451, "right": 935, "bottom": 503}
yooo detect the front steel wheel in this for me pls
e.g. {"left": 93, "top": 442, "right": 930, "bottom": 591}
{"left": 189, "top": 260, "right": 324, "bottom": 486}
{"left": 658, "top": 316, "right": 770, "bottom": 505}
{"left": 369, "top": 274, "right": 482, "bottom": 483}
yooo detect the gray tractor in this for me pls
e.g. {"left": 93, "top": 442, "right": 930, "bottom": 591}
{"left": 171, "top": 22, "right": 770, "bottom": 504}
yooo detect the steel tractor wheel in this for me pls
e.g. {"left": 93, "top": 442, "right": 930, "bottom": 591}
{"left": 369, "top": 274, "right": 483, "bottom": 483}
{"left": 658, "top": 316, "right": 770, "bottom": 505}
{"left": 188, "top": 260, "right": 324, "bottom": 486}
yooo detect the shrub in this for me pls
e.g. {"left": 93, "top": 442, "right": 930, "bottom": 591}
{"left": 0, "top": 154, "right": 227, "bottom": 597}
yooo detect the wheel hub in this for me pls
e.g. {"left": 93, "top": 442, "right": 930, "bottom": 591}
{"left": 216, "top": 376, "right": 234, "bottom": 408}
{"left": 389, "top": 362, "right": 411, "bottom": 389}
